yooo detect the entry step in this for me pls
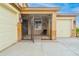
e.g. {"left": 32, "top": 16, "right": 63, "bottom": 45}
{"left": 23, "top": 35, "right": 50, "bottom": 40}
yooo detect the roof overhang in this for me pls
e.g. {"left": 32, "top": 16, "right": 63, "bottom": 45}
{"left": 9, "top": 3, "right": 22, "bottom": 11}
{"left": 56, "top": 14, "right": 77, "bottom": 20}
{"left": 21, "top": 7, "right": 60, "bottom": 14}
{"left": 57, "top": 14, "right": 77, "bottom": 17}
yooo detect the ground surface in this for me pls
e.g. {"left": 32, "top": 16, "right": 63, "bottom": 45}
{"left": 0, "top": 38, "right": 79, "bottom": 56}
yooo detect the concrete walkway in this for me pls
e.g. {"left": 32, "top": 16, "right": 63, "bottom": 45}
{"left": 0, "top": 38, "right": 79, "bottom": 56}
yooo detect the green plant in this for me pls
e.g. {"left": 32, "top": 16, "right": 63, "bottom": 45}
{"left": 76, "top": 28, "right": 79, "bottom": 33}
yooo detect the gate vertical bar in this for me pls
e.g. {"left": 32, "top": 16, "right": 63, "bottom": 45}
{"left": 31, "top": 15, "right": 34, "bottom": 42}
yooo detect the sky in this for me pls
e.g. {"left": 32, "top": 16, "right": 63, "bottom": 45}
{"left": 28, "top": 3, "right": 79, "bottom": 28}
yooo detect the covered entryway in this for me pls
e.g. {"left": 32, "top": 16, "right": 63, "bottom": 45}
{"left": 20, "top": 7, "right": 59, "bottom": 41}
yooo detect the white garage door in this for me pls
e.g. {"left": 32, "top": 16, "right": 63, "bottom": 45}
{"left": 56, "top": 20, "right": 72, "bottom": 37}
{"left": 0, "top": 4, "right": 18, "bottom": 50}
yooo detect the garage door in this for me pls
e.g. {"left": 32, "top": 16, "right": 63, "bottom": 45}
{"left": 56, "top": 20, "right": 72, "bottom": 37}
{"left": 0, "top": 4, "right": 18, "bottom": 50}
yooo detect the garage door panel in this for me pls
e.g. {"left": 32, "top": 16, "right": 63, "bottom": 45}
{"left": 0, "top": 25, "right": 16, "bottom": 30}
{"left": 56, "top": 20, "right": 71, "bottom": 37}
{"left": 0, "top": 17, "right": 17, "bottom": 25}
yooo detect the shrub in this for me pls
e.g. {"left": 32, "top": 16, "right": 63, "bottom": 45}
{"left": 76, "top": 28, "right": 79, "bottom": 33}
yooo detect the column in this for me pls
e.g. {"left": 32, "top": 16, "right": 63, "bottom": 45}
{"left": 71, "top": 19, "right": 76, "bottom": 37}
{"left": 48, "top": 18, "right": 50, "bottom": 36}
{"left": 51, "top": 12, "right": 56, "bottom": 40}
{"left": 17, "top": 14, "right": 22, "bottom": 41}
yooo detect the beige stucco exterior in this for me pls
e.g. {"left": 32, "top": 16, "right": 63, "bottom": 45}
{"left": 0, "top": 3, "right": 77, "bottom": 51}
{"left": 0, "top": 4, "right": 76, "bottom": 41}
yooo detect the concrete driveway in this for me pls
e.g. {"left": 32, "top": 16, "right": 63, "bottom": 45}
{"left": 0, "top": 38, "right": 79, "bottom": 56}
